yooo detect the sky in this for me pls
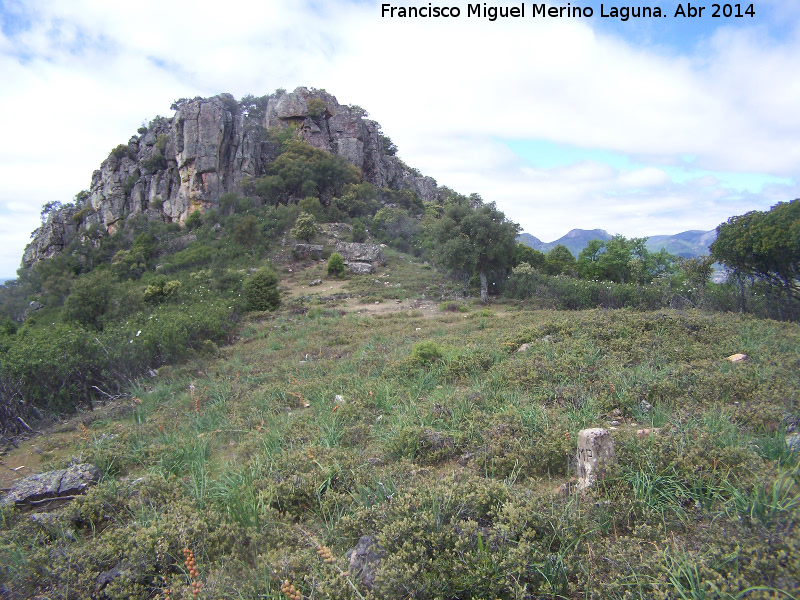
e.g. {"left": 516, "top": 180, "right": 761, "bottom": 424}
{"left": 1, "top": 0, "right": 799, "bottom": 280}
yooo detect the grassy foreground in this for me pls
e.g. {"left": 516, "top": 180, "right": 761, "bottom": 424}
{"left": 2, "top": 296, "right": 800, "bottom": 598}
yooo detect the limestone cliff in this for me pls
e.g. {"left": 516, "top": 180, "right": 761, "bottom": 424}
{"left": 23, "top": 87, "right": 437, "bottom": 268}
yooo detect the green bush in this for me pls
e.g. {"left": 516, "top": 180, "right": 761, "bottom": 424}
{"left": 351, "top": 219, "right": 367, "bottom": 242}
{"left": 290, "top": 211, "right": 319, "bottom": 242}
{"left": 141, "top": 152, "right": 167, "bottom": 171}
{"left": 63, "top": 269, "right": 118, "bottom": 331}
{"left": 185, "top": 209, "right": 203, "bottom": 230}
{"left": 110, "top": 144, "right": 136, "bottom": 161}
{"left": 243, "top": 267, "right": 280, "bottom": 311}
{"left": 307, "top": 97, "right": 328, "bottom": 119}
{"left": 412, "top": 341, "right": 444, "bottom": 364}
{"left": 142, "top": 277, "right": 181, "bottom": 304}
{"left": 327, "top": 252, "right": 345, "bottom": 277}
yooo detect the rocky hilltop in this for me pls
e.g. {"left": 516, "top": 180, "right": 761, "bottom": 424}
{"left": 23, "top": 87, "right": 437, "bottom": 267}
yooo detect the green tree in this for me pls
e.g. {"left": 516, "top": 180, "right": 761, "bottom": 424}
{"left": 351, "top": 219, "right": 367, "bottom": 243}
{"left": 243, "top": 267, "right": 280, "bottom": 311}
{"left": 233, "top": 215, "right": 259, "bottom": 255}
{"left": 711, "top": 199, "right": 800, "bottom": 303}
{"left": 431, "top": 198, "right": 519, "bottom": 303}
{"left": 513, "top": 243, "right": 546, "bottom": 270}
{"left": 576, "top": 239, "right": 605, "bottom": 280}
{"left": 252, "top": 141, "right": 360, "bottom": 205}
{"left": 545, "top": 245, "right": 577, "bottom": 276}
{"left": 298, "top": 197, "right": 325, "bottom": 221}
{"left": 327, "top": 252, "right": 345, "bottom": 277}
{"left": 290, "top": 212, "right": 319, "bottom": 242}
{"left": 185, "top": 209, "right": 203, "bottom": 230}
{"left": 373, "top": 207, "right": 418, "bottom": 253}
{"left": 63, "top": 269, "right": 117, "bottom": 331}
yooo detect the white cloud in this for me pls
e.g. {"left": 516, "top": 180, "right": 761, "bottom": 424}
{"left": 1, "top": 0, "right": 799, "bottom": 278}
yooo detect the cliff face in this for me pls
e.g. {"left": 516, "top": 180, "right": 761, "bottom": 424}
{"left": 23, "top": 87, "right": 437, "bottom": 268}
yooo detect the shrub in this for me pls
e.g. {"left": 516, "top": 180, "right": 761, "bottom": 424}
{"left": 327, "top": 253, "right": 345, "bottom": 277}
{"left": 412, "top": 341, "right": 443, "bottom": 364}
{"left": 243, "top": 267, "right": 280, "bottom": 311}
{"left": 110, "top": 144, "right": 137, "bottom": 161}
{"left": 307, "top": 97, "right": 328, "bottom": 119}
{"left": 185, "top": 209, "right": 203, "bottom": 230}
{"left": 72, "top": 205, "right": 96, "bottom": 224}
{"left": 63, "top": 269, "right": 117, "bottom": 331}
{"left": 143, "top": 277, "right": 181, "bottom": 304}
{"left": 290, "top": 211, "right": 319, "bottom": 242}
{"left": 141, "top": 152, "right": 167, "bottom": 171}
{"left": 351, "top": 219, "right": 367, "bottom": 243}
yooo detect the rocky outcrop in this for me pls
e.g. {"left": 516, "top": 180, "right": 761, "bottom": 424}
{"left": 334, "top": 242, "right": 386, "bottom": 266}
{"left": 22, "top": 88, "right": 438, "bottom": 268}
{"left": 267, "top": 87, "right": 437, "bottom": 198}
{"left": 1, "top": 463, "right": 101, "bottom": 509}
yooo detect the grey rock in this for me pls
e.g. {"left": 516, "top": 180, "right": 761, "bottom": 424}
{"left": 1, "top": 463, "right": 101, "bottom": 508}
{"left": 309, "top": 279, "right": 323, "bottom": 286}
{"left": 335, "top": 242, "right": 386, "bottom": 265}
{"left": 293, "top": 244, "right": 324, "bottom": 260}
{"left": 158, "top": 233, "right": 197, "bottom": 256}
{"left": 348, "top": 262, "right": 375, "bottom": 274}
{"left": 345, "top": 535, "right": 383, "bottom": 591}
{"left": 786, "top": 434, "right": 800, "bottom": 452}
{"left": 27, "top": 301, "right": 44, "bottom": 311}
{"left": 639, "top": 400, "right": 653, "bottom": 414}
{"left": 96, "top": 562, "right": 132, "bottom": 596}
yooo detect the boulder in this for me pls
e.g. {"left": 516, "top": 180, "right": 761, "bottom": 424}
{"left": 1, "top": 463, "right": 101, "bottom": 508}
{"left": 293, "top": 244, "right": 324, "bottom": 260}
{"left": 335, "top": 242, "right": 386, "bottom": 265}
{"left": 348, "top": 262, "right": 375, "bottom": 274}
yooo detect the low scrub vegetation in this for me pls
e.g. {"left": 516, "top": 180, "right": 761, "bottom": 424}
{"left": 1, "top": 301, "right": 799, "bottom": 598}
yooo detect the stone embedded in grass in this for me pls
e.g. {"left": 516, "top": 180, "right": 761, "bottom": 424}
{"left": 1, "top": 463, "right": 101, "bottom": 508}
{"left": 309, "top": 279, "right": 322, "bottom": 286}
{"left": 348, "top": 261, "right": 375, "bottom": 274}
{"left": 346, "top": 535, "right": 383, "bottom": 591}
{"left": 727, "top": 353, "right": 749, "bottom": 362}
{"left": 576, "top": 428, "right": 617, "bottom": 490}
{"left": 786, "top": 433, "right": 800, "bottom": 452}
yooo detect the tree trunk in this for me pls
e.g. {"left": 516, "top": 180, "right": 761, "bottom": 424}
{"left": 479, "top": 270, "right": 488, "bottom": 304}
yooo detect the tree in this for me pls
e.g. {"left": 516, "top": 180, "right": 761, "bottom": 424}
{"left": 63, "top": 269, "right": 117, "bottom": 331}
{"left": 233, "top": 215, "right": 260, "bottom": 256}
{"left": 513, "top": 243, "right": 546, "bottom": 270}
{"left": 252, "top": 141, "right": 360, "bottom": 205}
{"left": 576, "top": 235, "right": 674, "bottom": 284}
{"left": 243, "top": 267, "right": 280, "bottom": 311}
{"left": 711, "top": 199, "right": 800, "bottom": 302}
{"left": 431, "top": 198, "right": 519, "bottom": 303}
{"left": 545, "top": 245, "right": 576, "bottom": 276}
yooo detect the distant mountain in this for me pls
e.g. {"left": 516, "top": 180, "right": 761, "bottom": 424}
{"left": 516, "top": 233, "right": 547, "bottom": 252}
{"left": 645, "top": 230, "right": 717, "bottom": 258}
{"left": 518, "top": 228, "right": 716, "bottom": 259}
{"left": 517, "top": 229, "right": 612, "bottom": 257}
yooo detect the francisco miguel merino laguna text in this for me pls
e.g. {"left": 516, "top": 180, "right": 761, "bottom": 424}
{"left": 381, "top": 3, "right": 756, "bottom": 20}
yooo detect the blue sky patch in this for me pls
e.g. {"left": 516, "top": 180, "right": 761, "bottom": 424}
{"left": 504, "top": 138, "right": 794, "bottom": 194}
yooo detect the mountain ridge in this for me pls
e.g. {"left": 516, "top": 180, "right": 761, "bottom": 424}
{"left": 518, "top": 227, "right": 716, "bottom": 259}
